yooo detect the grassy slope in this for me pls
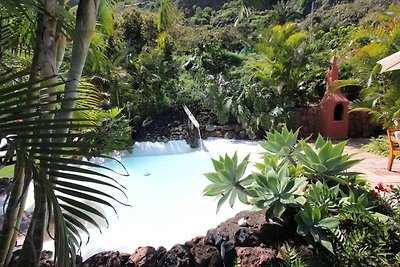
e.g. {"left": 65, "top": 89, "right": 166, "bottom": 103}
{"left": 0, "top": 165, "right": 14, "bottom": 179}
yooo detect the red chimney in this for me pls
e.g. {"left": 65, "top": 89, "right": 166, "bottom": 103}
{"left": 319, "top": 56, "right": 349, "bottom": 139}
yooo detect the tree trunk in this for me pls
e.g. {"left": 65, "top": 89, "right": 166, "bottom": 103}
{"left": 18, "top": 0, "right": 59, "bottom": 265}
{"left": 40, "top": 0, "right": 59, "bottom": 110}
{"left": 55, "top": 0, "right": 66, "bottom": 73}
{"left": 0, "top": 152, "right": 26, "bottom": 267}
{"left": 58, "top": 0, "right": 101, "bottom": 120}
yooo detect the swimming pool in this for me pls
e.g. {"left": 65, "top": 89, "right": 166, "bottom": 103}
{"left": 46, "top": 138, "right": 264, "bottom": 258}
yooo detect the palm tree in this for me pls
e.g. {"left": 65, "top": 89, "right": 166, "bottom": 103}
{"left": 349, "top": 3, "right": 400, "bottom": 128}
{"left": 0, "top": 1, "right": 127, "bottom": 266}
{"left": 270, "top": 0, "right": 303, "bottom": 25}
{"left": 247, "top": 22, "right": 309, "bottom": 104}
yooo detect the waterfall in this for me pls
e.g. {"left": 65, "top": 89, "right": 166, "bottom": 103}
{"left": 182, "top": 105, "right": 204, "bottom": 150}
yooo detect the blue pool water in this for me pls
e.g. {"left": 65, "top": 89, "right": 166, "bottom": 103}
{"left": 42, "top": 139, "right": 263, "bottom": 258}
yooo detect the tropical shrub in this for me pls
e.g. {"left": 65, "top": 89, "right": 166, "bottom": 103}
{"left": 361, "top": 136, "right": 389, "bottom": 156}
{"left": 348, "top": 3, "right": 400, "bottom": 129}
{"left": 83, "top": 107, "right": 134, "bottom": 154}
{"left": 115, "top": 8, "right": 158, "bottom": 57}
{"left": 204, "top": 126, "right": 400, "bottom": 265}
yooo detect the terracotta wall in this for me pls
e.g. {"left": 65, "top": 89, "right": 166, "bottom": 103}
{"left": 292, "top": 107, "right": 374, "bottom": 138}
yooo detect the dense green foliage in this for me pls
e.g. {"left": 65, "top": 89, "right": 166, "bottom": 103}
{"left": 99, "top": 0, "right": 398, "bottom": 136}
{"left": 204, "top": 126, "right": 400, "bottom": 265}
{"left": 83, "top": 107, "right": 134, "bottom": 154}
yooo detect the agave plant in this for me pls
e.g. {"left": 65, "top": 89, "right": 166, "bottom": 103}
{"left": 305, "top": 181, "right": 345, "bottom": 212}
{"left": 259, "top": 126, "right": 299, "bottom": 165}
{"left": 204, "top": 126, "right": 400, "bottom": 262}
{"left": 203, "top": 152, "right": 253, "bottom": 212}
{"left": 295, "top": 204, "right": 340, "bottom": 253}
{"left": 252, "top": 163, "right": 308, "bottom": 218}
{"left": 296, "top": 135, "right": 362, "bottom": 185}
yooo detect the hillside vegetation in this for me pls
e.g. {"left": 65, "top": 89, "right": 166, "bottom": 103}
{"left": 104, "top": 0, "right": 399, "bottom": 139}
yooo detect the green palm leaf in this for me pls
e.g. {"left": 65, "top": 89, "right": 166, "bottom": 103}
{"left": 0, "top": 69, "right": 129, "bottom": 266}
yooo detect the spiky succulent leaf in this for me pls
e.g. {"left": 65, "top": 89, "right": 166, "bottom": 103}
{"left": 261, "top": 126, "right": 299, "bottom": 162}
{"left": 204, "top": 153, "right": 252, "bottom": 211}
{"left": 253, "top": 164, "right": 308, "bottom": 218}
{"left": 297, "top": 137, "right": 362, "bottom": 182}
{"left": 295, "top": 204, "right": 339, "bottom": 254}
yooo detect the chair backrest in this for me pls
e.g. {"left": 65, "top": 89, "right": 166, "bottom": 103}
{"left": 387, "top": 129, "right": 400, "bottom": 153}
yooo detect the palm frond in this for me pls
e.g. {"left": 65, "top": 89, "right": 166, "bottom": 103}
{"left": 97, "top": 0, "right": 118, "bottom": 35}
{"left": 158, "top": 0, "right": 176, "bottom": 32}
{"left": 0, "top": 70, "right": 129, "bottom": 266}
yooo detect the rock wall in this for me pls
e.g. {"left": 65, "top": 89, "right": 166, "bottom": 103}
{"left": 292, "top": 107, "right": 374, "bottom": 139}
{"left": 203, "top": 107, "right": 375, "bottom": 140}
{"left": 293, "top": 106, "right": 374, "bottom": 137}
{"left": 349, "top": 111, "right": 374, "bottom": 138}
{"left": 292, "top": 106, "right": 320, "bottom": 138}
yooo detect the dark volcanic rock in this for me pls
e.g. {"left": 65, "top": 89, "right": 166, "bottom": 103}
{"left": 192, "top": 244, "right": 222, "bottom": 267}
{"left": 157, "top": 244, "right": 192, "bottom": 267}
{"left": 206, "top": 210, "right": 263, "bottom": 246}
{"left": 157, "top": 246, "right": 167, "bottom": 262}
{"left": 234, "top": 227, "right": 253, "bottom": 247}
{"left": 185, "top": 237, "right": 222, "bottom": 267}
{"left": 9, "top": 250, "right": 55, "bottom": 267}
{"left": 236, "top": 247, "right": 283, "bottom": 267}
{"left": 133, "top": 107, "right": 190, "bottom": 142}
{"left": 205, "top": 231, "right": 226, "bottom": 247}
{"left": 221, "top": 241, "right": 236, "bottom": 267}
{"left": 129, "top": 246, "right": 157, "bottom": 267}
{"left": 207, "top": 209, "right": 297, "bottom": 247}
{"left": 80, "top": 251, "right": 121, "bottom": 267}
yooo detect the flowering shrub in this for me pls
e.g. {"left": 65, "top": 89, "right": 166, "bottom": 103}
{"left": 374, "top": 182, "right": 392, "bottom": 195}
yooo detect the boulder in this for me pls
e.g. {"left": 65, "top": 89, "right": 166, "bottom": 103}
{"left": 223, "top": 131, "right": 236, "bottom": 139}
{"left": 192, "top": 243, "right": 222, "bottom": 267}
{"left": 236, "top": 247, "right": 283, "bottom": 267}
{"left": 80, "top": 251, "right": 121, "bottom": 267}
{"left": 207, "top": 209, "right": 298, "bottom": 247}
{"left": 157, "top": 244, "right": 192, "bottom": 267}
{"left": 120, "top": 253, "right": 133, "bottom": 266}
{"left": 239, "top": 130, "right": 248, "bottom": 139}
{"left": 220, "top": 125, "right": 236, "bottom": 131}
{"left": 234, "top": 227, "right": 253, "bottom": 247}
{"left": 205, "top": 125, "right": 217, "bottom": 132}
{"left": 185, "top": 236, "right": 222, "bottom": 267}
{"left": 221, "top": 241, "right": 236, "bottom": 267}
{"left": 210, "top": 131, "right": 223, "bottom": 137}
{"left": 206, "top": 210, "right": 263, "bottom": 247}
{"left": 129, "top": 246, "right": 157, "bottom": 267}
{"left": 156, "top": 246, "right": 167, "bottom": 261}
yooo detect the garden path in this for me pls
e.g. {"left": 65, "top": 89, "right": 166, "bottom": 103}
{"left": 344, "top": 138, "right": 400, "bottom": 187}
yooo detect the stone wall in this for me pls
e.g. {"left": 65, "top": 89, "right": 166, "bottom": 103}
{"left": 202, "top": 108, "right": 375, "bottom": 140}
{"left": 349, "top": 111, "right": 374, "bottom": 137}
{"left": 291, "top": 107, "right": 374, "bottom": 138}
{"left": 292, "top": 106, "right": 320, "bottom": 138}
